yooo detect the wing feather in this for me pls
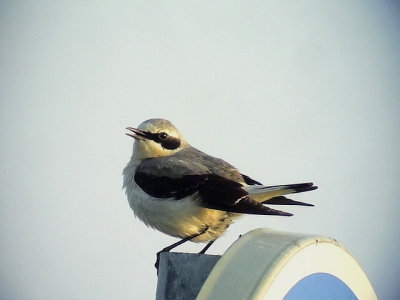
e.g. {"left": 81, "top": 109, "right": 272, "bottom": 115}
{"left": 134, "top": 170, "right": 292, "bottom": 216}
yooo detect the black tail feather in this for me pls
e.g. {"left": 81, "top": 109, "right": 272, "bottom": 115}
{"left": 265, "top": 195, "right": 314, "bottom": 207}
{"left": 211, "top": 196, "right": 293, "bottom": 216}
{"left": 264, "top": 182, "right": 318, "bottom": 194}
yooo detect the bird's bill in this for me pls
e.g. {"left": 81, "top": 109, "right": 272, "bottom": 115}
{"left": 125, "top": 127, "right": 149, "bottom": 140}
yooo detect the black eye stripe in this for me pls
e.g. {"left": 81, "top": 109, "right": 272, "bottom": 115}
{"left": 161, "top": 137, "right": 181, "bottom": 150}
{"left": 145, "top": 131, "right": 181, "bottom": 150}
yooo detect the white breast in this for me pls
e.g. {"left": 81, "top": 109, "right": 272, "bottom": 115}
{"left": 123, "top": 160, "right": 238, "bottom": 242}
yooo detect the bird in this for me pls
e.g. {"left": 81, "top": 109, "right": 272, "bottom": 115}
{"left": 123, "top": 118, "right": 317, "bottom": 269}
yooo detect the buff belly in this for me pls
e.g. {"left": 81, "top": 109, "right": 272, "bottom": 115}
{"left": 127, "top": 186, "right": 239, "bottom": 242}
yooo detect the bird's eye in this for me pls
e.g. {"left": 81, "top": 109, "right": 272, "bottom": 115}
{"left": 158, "top": 132, "right": 168, "bottom": 140}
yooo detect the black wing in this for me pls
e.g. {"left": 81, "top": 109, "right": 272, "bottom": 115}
{"left": 134, "top": 172, "right": 207, "bottom": 199}
{"left": 134, "top": 172, "right": 292, "bottom": 216}
{"left": 241, "top": 174, "right": 262, "bottom": 185}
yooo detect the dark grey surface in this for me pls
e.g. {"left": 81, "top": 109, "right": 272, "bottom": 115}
{"left": 156, "top": 252, "right": 221, "bottom": 300}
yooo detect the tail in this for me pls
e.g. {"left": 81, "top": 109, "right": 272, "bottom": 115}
{"left": 244, "top": 182, "right": 317, "bottom": 206}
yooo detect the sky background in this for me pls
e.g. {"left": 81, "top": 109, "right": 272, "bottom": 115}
{"left": 1, "top": 1, "right": 399, "bottom": 299}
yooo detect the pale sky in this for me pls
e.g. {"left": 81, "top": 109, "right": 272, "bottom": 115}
{"left": 1, "top": 1, "right": 399, "bottom": 299}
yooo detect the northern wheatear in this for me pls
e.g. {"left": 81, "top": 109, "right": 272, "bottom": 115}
{"left": 123, "top": 118, "right": 317, "bottom": 267}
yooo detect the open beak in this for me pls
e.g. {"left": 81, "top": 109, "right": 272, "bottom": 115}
{"left": 125, "top": 127, "right": 149, "bottom": 140}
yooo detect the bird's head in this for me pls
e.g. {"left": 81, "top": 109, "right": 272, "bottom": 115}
{"left": 126, "top": 118, "right": 188, "bottom": 159}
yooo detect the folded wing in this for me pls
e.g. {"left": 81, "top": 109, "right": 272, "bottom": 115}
{"left": 134, "top": 171, "right": 308, "bottom": 216}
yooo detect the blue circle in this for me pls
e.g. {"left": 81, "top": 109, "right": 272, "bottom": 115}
{"left": 284, "top": 272, "right": 358, "bottom": 300}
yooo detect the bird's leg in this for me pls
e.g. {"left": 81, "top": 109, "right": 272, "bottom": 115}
{"left": 198, "top": 240, "right": 214, "bottom": 254}
{"left": 158, "top": 234, "right": 197, "bottom": 255}
{"left": 155, "top": 226, "right": 209, "bottom": 271}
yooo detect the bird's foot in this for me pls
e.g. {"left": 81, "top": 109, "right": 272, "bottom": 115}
{"left": 155, "top": 250, "right": 163, "bottom": 273}
{"left": 155, "top": 228, "right": 211, "bottom": 274}
{"left": 155, "top": 248, "right": 172, "bottom": 274}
